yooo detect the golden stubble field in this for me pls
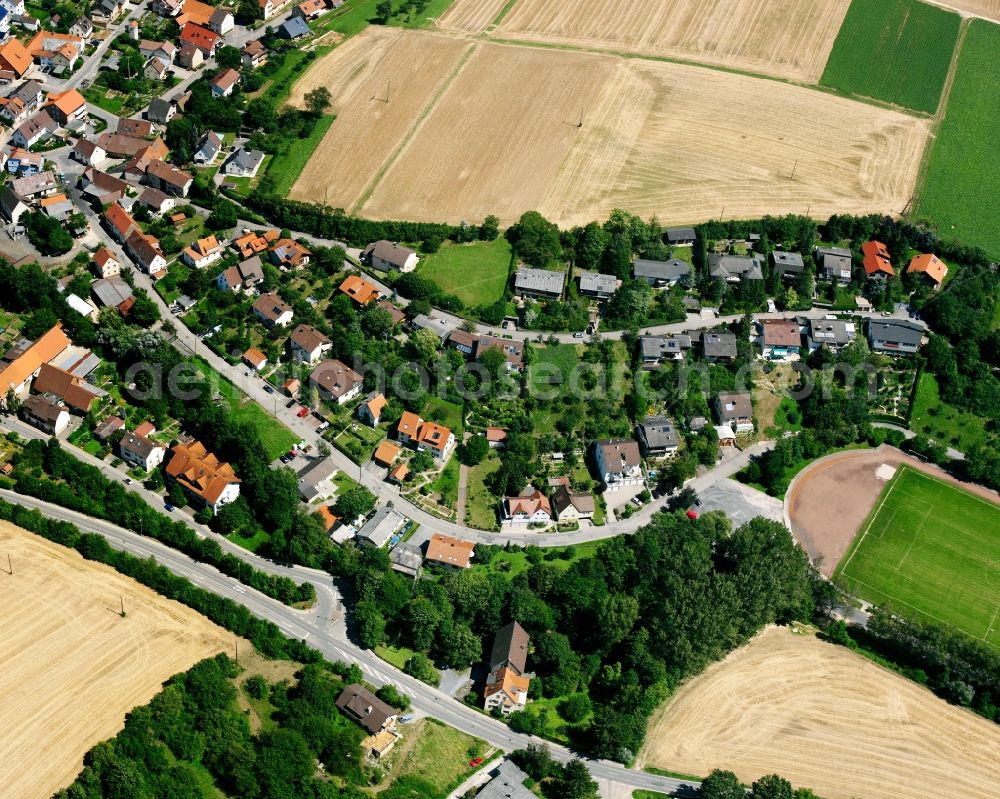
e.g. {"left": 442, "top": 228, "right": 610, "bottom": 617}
{"left": 290, "top": 28, "right": 929, "bottom": 227}
{"left": 638, "top": 626, "right": 1000, "bottom": 799}
{"left": 926, "top": 0, "right": 1000, "bottom": 21}
{"left": 443, "top": 0, "right": 851, "bottom": 82}
{"left": 0, "top": 523, "right": 230, "bottom": 799}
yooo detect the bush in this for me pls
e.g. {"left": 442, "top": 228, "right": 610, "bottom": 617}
{"left": 375, "top": 683, "right": 411, "bottom": 711}
{"left": 557, "top": 693, "right": 592, "bottom": 723}
{"left": 403, "top": 652, "right": 439, "bottom": 686}
{"left": 244, "top": 674, "right": 269, "bottom": 699}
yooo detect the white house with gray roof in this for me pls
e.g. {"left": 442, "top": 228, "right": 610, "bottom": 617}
{"left": 223, "top": 147, "right": 265, "bottom": 178}
{"left": 633, "top": 258, "right": 691, "bottom": 287}
{"left": 355, "top": 504, "right": 405, "bottom": 548}
{"left": 514, "top": 267, "right": 564, "bottom": 299}
{"left": 815, "top": 246, "right": 853, "bottom": 284}
{"left": 363, "top": 240, "right": 418, "bottom": 273}
{"left": 636, "top": 415, "right": 679, "bottom": 457}
{"left": 806, "top": 318, "right": 856, "bottom": 352}
{"left": 868, "top": 319, "right": 924, "bottom": 355}
{"left": 576, "top": 270, "right": 619, "bottom": 299}
{"left": 772, "top": 250, "right": 805, "bottom": 279}
{"left": 708, "top": 254, "right": 764, "bottom": 282}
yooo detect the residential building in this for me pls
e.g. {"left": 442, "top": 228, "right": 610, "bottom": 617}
{"left": 93, "top": 415, "right": 124, "bottom": 441}
{"left": 92, "top": 0, "right": 122, "bottom": 24}
{"left": 0, "top": 322, "right": 70, "bottom": 400}
{"left": 309, "top": 359, "right": 362, "bottom": 404}
{"left": 11, "top": 169, "right": 57, "bottom": 201}
{"left": 636, "top": 415, "right": 679, "bottom": 457}
{"left": 270, "top": 238, "right": 310, "bottom": 269}
{"left": 372, "top": 439, "right": 400, "bottom": 467}
{"left": 358, "top": 392, "right": 386, "bottom": 427}
{"left": 0, "top": 78, "right": 41, "bottom": 124}
{"left": 289, "top": 323, "right": 331, "bottom": 363}
{"left": 32, "top": 362, "right": 100, "bottom": 413}
{"left": 71, "top": 138, "right": 104, "bottom": 167}
{"left": 708, "top": 254, "right": 764, "bottom": 282}
{"left": 208, "top": 7, "right": 234, "bottom": 34}
{"left": 410, "top": 314, "right": 452, "bottom": 343}
{"left": 424, "top": 533, "right": 474, "bottom": 570}
{"left": 22, "top": 394, "right": 70, "bottom": 435}
{"left": 97, "top": 132, "right": 154, "bottom": 158}
{"left": 216, "top": 255, "right": 265, "bottom": 293}
{"left": 339, "top": 274, "right": 379, "bottom": 304}
{"left": 447, "top": 328, "right": 478, "bottom": 356}
{"left": 119, "top": 432, "right": 166, "bottom": 472}
{"left": 336, "top": 684, "right": 398, "bottom": 735}
{"left": 395, "top": 412, "right": 456, "bottom": 460}
{"left": 502, "top": 487, "right": 552, "bottom": 526}
{"left": 151, "top": 0, "right": 183, "bottom": 16}
{"left": 576, "top": 270, "right": 619, "bottom": 299}
{"left": 806, "top": 318, "right": 856, "bottom": 352}
{"left": 144, "top": 160, "right": 193, "bottom": 196}
{"left": 362, "top": 240, "right": 418, "bottom": 273}
{"left": 193, "top": 130, "right": 222, "bottom": 164}
{"left": 388, "top": 543, "right": 422, "bottom": 578}
{"left": 179, "top": 22, "right": 220, "bottom": 55}
{"left": 25, "top": 31, "right": 84, "bottom": 70}
{"left": 165, "top": 439, "right": 241, "bottom": 514}
{"left": 79, "top": 167, "right": 128, "bottom": 207}
{"left": 632, "top": 257, "right": 691, "bottom": 287}
{"left": 242, "top": 39, "right": 267, "bottom": 69}
{"left": 476, "top": 335, "right": 524, "bottom": 372}
{"left": 68, "top": 16, "right": 92, "bottom": 37}
{"left": 476, "top": 761, "right": 535, "bottom": 799}
{"left": 0, "top": 186, "right": 28, "bottom": 223}
{"left": 11, "top": 110, "right": 55, "bottom": 149}
{"left": 484, "top": 621, "right": 530, "bottom": 715}
{"left": 233, "top": 227, "right": 278, "bottom": 258}
{"left": 103, "top": 202, "right": 137, "bottom": 243}
{"left": 252, "top": 292, "right": 294, "bottom": 328}
{"left": 815, "top": 246, "right": 853, "bottom": 284}
{"left": 44, "top": 88, "right": 86, "bottom": 124}
{"left": 593, "top": 439, "right": 643, "bottom": 489}
{"left": 92, "top": 247, "right": 120, "bottom": 279}
{"left": 91, "top": 276, "right": 134, "bottom": 312}
{"left": 181, "top": 235, "right": 222, "bottom": 268}
{"left": 486, "top": 427, "right": 507, "bottom": 448}
{"left": 862, "top": 240, "right": 894, "bottom": 279}
{"left": 242, "top": 347, "right": 268, "bottom": 373}
{"left": 279, "top": 16, "right": 309, "bottom": 38}
{"left": 210, "top": 67, "right": 239, "bottom": 97}
{"left": 387, "top": 462, "right": 408, "bottom": 485}
{"left": 639, "top": 334, "right": 689, "bottom": 365}
{"left": 716, "top": 424, "right": 737, "bottom": 448}
{"left": 143, "top": 56, "right": 168, "bottom": 81}
{"left": 177, "top": 41, "right": 203, "bottom": 69}
{"left": 222, "top": 147, "right": 265, "bottom": 177}
{"left": 867, "top": 319, "right": 924, "bottom": 355}
{"left": 0, "top": 38, "right": 31, "bottom": 79}
{"left": 147, "top": 97, "right": 175, "bottom": 125}
{"left": 378, "top": 299, "right": 406, "bottom": 326}
{"left": 294, "top": 0, "right": 327, "bottom": 20}
{"left": 40, "top": 192, "right": 74, "bottom": 222}
{"left": 125, "top": 230, "right": 167, "bottom": 276}
{"left": 513, "top": 266, "right": 564, "bottom": 299}
{"left": 666, "top": 226, "right": 697, "bottom": 245}
{"left": 907, "top": 253, "right": 948, "bottom": 288}
{"left": 6, "top": 146, "right": 42, "bottom": 174}
{"left": 297, "top": 457, "right": 338, "bottom": 503}
{"left": 355, "top": 504, "right": 404, "bottom": 548}
{"left": 758, "top": 319, "right": 801, "bottom": 360}
{"left": 547, "top": 477, "right": 594, "bottom": 523}
{"left": 715, "top": 391, "right": 753, "bottom": 433}
{"left": 772, "top": 250, "right": 805, "bottom": 280}
{"left": 700, "top": 331, "right": 738, "bottom": 362}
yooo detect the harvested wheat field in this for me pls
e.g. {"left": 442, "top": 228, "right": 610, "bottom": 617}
{"left": 358, "top": 41, "right": 615, "bottom": 223}
{"left": 0, "top": 523, "right": 230, "bottom": 799}
{"left": 287, "top": 26, "right": 472, "bottom": 209}
{"left": 926, "top": 0, "right": 1000, "bottom": 20}
{"left": 436, "top": 0, "right": 509, "bottom": 33}
{"left": 540, "top": 57, "right": 930, "bottom": 229}
{"left": 494, "top": 0, "right": 852, "bottom": 82}
{"left": 638, "top": 626, "right": 1000, "bottom": 799}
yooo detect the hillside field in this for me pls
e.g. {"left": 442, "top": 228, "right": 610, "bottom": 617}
{"left": 416, "top": 238, "right": 513, "bottom": 306}
{"left": 820, "top": 0, "right": 961, "bottom": 113}
{"left": 639, "top": 626, "right": 1000, "bottom": 799}
{"left": 835, "top": 465, "right": 1000, "bottom": 647}
{"left": 0, "top": 523, "right": 230, "bottom": 799}
{"left": 291, "top": 29, "right": 930, "bottom": 227}
{"left": 490, "top": 0, "right": 852, "bottom": 82}
{"left": 915, "top": 19, "right": 1000, "bottom": 257}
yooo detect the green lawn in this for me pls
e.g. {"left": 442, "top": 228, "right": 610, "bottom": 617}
{"left": 392, "top": 719, "right": 486, "bottom": 798}
{"left": 528, "top": 344, "right": 582, "bottom": 397}
{"left": 387, "top": 0, "right": 455, "bottom": 28}
{"left": 915, "top": 19, "right": 1000, "bottom": 258}
{"left": 416, "top": 238, "right": 513, "bottom": 308}
{"left": 374, "top": 643, "right": 417, "bottom": 670}
{"left": 477, "top": 540, "right": 603, "bottom": 580}
{"left": 835, "top": 466, "right": 1000, "bottom": 647}
{"left": 82, "top": 86, "right": 126, "bottom": 115}
{"left": 909, "top": 372, "right": 986, "bottom": 453}
{"left": 431, "top": 456, "right": 460, "bottom": 508}
{"left": 265, "top": 115, "right": 335, "bottom": 196}
{"left": 423, "top": 396, "right": 465, "bottom": 434}
{"left": 465, "top": 456, "right": 501, "bottom": 529}
{"left": 820, "top": 0, "right": 961, "bottom": 113}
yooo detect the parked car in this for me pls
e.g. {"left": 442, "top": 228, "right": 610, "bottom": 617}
{"left": 164, "top": 502, "right": 174, "bottom": 511}
{"left": 573, "top": 331, "right": 584, "bottom": 338}
{"left": 469, "top": 757, "right": 484, "bottom": 767}
{"left": 285, "top": 399, "right": 296, "bottom": 408}
{"left": 297, "top": 407, "right": 309, "bottom": 417}
{"left": 123, "top": 477, "right": 132, "bottom": 485}
{"left": 264, "top": 385, "right": 274, "bottom": 394}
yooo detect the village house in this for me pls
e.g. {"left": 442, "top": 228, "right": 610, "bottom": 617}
{"left": 806, "top": 318, "right": 856, "bottom": 352}
{"left": 222, "top": 147, "right": 265, "bottom": 178}
{"left": 372, "top": 439, "right": 400, "bottom": 468}
{"left": 181, "top": 235, "right": 222, "bottom": 268}
{"left": 708, "top": 254, "right": 764, "bottom": 282}
{"left": 165, "top": 439, "right": 241, "bottom": 514}
{"left": 177, "top": 41, "right": 204, "bottom": 69}
{"left": 476, "top": 335, "right": 524, "bottom": 373}
{"left": 907, "top": 253, "right": 948, "bottom": 289}
{"left": 639, "top": 334, "right": 690, "bottom": 366}
{"left": 547, "top": 476, "right": 594, "bottom": 523}
{"left": 0, "top": 39, "right": 32, "bottom": 81}
{"left": 862, "top": 240, "right": 894, "bottom": 279}
{"left": 336, "top": 683, "right": 400, "bottom": 758}
{"left": 242, "top": 39, "right": 267, "bottom": 68}
{"left": 355, "top": 504, "right": 404, "bottom": 548}
{"left": 119, "top": 431, "right": 166, "bottom": 472}
{"left": 44, "top": 88, "right": 86, "bottom": 124}
{"left": 358, "top": 391, "right": 386, "bottom": 427}
{"left": 0, "top": 186, "right": 28, "bottom": 224}
{"left": 93, "top": 0, "right": 122, "bottom": 24}
{"left": 31, "top": 362, "right": 101, "bottom": 414}
{"left": 11, "top": 110, "right": 55, "bottom": 149}
{"left": 362, "top": 240, "right": 418, "bottom": 273}
{"left": 79, "top": 168, "right": 128, "bottom": 207}
{"left": 715, "top": 391, "right": 753, "bottom": 433}
{"left": 92, "top": 247, "right": 120, "bottom": 279}
{"left": 700, "top": 330, "right": 738, "bottom": 363}
{"left": 179, "top": 22, "right": 220, "bottom": 56}
{"left": 103, "top": 202, "right": 138, "bottom": 243}
{"left": 125, "top": 229, "right": 167, "bottom": 276}
{"left": 395, "top": 411, "right": 456, "bottom": 460}
{"left": 279, "top": 16, "right": 309, "bottom": 39}
{"left": 297, "top": 457, "right": 338, "bottom": 503}
{"left": 389, "top": 543, "right": 422, "bottom": 579}
{"left": 210, "top": 67, "right": 239, "bottom": 97}
{"left": 11, "top": 169, "right": 58, "bottom": 202}
{"left": 215, "top": 255, "right": 264, "bottom": 293}
{"left": 0, "top": 323, "right": 70, "bottom": 400}
{"left": 22, "top": 394, "right": 70, "bottom": 435}
{"left": 513, "top": 266, "right": 564, "bottom": 300}
{"left": 138, "top": 186, "right": 176, "bottom": 216}
{"left": 593, "top": 439, "right": 643, "bottom": 489}
{"left": 293, "top": 0, "right": 328, "bottom": 20}
{"left": 484, "top": 621, "right": 531, "bottom": 715}
{"left": 147, "top": 97, "right": 175, "bottom": 125}
{"left": 25, "top": 31, "right": 84, "bottom": 70}
{"left": 867, "top": 319, "right": 924, "bottom": 356}
{"left": 666, "top": 226, "right": 697, "bottom": 245}
{"left": 636, "top": 415, "right": 679, "bottom": 457}
{"left": 339, "top": 274, "right": 380, "bottom": 304}
{"left": 233, "top": 227, "right": 278, "bottom": 258}
{"left": 758, "top": 319, "right": 801, "bottom": 360}
{"left": 143, "top": 57, "right": 168, "bottom": 81}
{"left": 632, "top": 257, "right": 691, "bottom": 287}
{"left": 6, "top": 146, "right": 42, "bottom": 174}
{"left": 502, "top": 487, "right": 552, "bottom": 526}
{"left": 0, "top": 79, "right": 42, "bottom": 125}
{"left": 242, "top": 347, "right": 268, "bottom": 373}
{"left": 252, "top": 292, "right": 294, "bottom": 328}
{"left": 815, "top": 246, "right": 853, "bottom": 284}
{"left": 144, "top": 160, "right": 193, "bottom": 197}
{"left": 270, "top": 238, "right": 311, "bottom": 269}
{"left": 289, "top": 323, "right": 331, "bottom": 363}
{"left": 576, "top": 270, "right": 619, "bottom": 300}
{"left": 91, "top": 276, "right": 134, "bottom": 314}
{"left": 71, "top": 138, "right": 105, "bottom": 167}
{"left": 208, "top": 7, "right": 234, "bottom": 34}
{"left": 309, "top": 359, "right": 362, "bottom": 404}
{"left": 424, "top": 533, "right": 474, "bottom": 570}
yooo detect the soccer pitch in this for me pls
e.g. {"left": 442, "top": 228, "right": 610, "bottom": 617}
{"left": 835, "top": 466, "right": 1000, "bottom": 648}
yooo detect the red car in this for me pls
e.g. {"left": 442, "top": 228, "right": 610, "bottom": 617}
{"left": 686, "top": 510, "right": 699, "bottom": 519}
{"left": 469, "top": 757, "right": 484, "bottom": 767}
{"left": 297, "top": 407, "right": 309, "bottom": 417}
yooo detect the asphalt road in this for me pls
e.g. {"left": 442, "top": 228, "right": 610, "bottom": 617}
{"left": 1, "top": 489, "right": 699, "bottom": 797}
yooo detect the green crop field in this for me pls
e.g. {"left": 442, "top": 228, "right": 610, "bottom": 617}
{"left": 915, "top": 19, "right": 1000, "bottom": 259}
{"left": 820, "top": 0, "right": 960, "bottom": 113}
{"left": 835, "top": 466, "right": 1000, "bottom": 647}
{"left": 416, "top": 238, "right": 512, "bottom": 307}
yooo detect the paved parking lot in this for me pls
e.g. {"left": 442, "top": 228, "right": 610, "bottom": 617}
{"left": 695, "top": 478, "right": 784, "bottom": 528}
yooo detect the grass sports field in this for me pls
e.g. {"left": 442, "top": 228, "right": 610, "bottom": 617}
{"left": 835, "top": 466, "right": 1000, "bottom": 647}
{"left": 820, "top": 0, "right": 961, "bottom": 113}
{"left": 915, "top": 19, "right": 1000, "bottom": 258}
{"left": 416, "top": 238, "right": 512, "bottom": 306}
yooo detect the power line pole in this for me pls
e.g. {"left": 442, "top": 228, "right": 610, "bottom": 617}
{"left": 6, "top": 553, "right": 11, "bottom": 575}
{"left": 119, "top": 595, "right": 126, "bottom": 617}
